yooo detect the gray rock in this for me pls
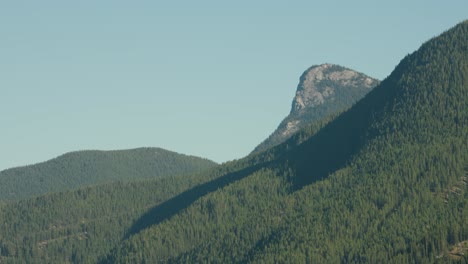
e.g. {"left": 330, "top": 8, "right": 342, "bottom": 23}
{"left": 253, "top": 64, "right": 379, "bottom": 154}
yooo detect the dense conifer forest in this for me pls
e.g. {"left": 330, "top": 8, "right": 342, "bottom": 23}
{"left": 0, "top": 21, "right": 466, "bottom": 263}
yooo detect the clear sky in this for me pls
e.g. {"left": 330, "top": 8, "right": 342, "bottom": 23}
{"left": 0, "top": 0, "right": 466, "bottom": 170}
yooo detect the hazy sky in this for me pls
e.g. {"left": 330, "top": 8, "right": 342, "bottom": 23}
{"left": 1, "top": 1, "right": 467, "bottom": 170}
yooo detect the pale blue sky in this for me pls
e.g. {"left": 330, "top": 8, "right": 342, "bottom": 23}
{"left": 0, "top": 1, "right": 466, "bottom": 170}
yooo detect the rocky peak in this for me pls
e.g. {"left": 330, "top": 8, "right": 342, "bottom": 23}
{"left": 292, "top": 64, "right": 378, "bottom": 113}
{"left": 252, "top": 63, "right": 379, "bottom": 154}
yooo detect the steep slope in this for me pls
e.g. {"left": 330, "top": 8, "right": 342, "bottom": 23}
{"left": 253, "top": 64, "right": 379, "bottom": 154}
{"left": 103, "top": 21, "right": 467, "bottom": 263}
{"left": 0, "top": 147, "right": 217, "bottom": 201}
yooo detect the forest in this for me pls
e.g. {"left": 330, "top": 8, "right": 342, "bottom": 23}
{"left": 0, "top": 21, "right": 467, "bottom": 263}
{"left": 0, "top": 147, "right": 217, "bottom": 201}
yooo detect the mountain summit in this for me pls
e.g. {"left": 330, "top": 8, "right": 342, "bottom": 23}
{"left": 253, "top": 63, "right": 379, "bottom": 153}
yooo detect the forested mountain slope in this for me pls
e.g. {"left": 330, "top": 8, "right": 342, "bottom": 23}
{"left": 0, "top": 142, "right": 293, "bottom": 263}
{"left": 0, "top": 21, "right": 466, "bottom": 263}
{"left": 104, "top": 21, "right": 468, "bottom": 263}
{"left": 0, "top": 147, "right": 217, "bottom": 201}
{"left": 0, "top": 80, "right": 340, "bottom": 263}
{"left": 252, "top": 64, "right": 379, "bottom": 154}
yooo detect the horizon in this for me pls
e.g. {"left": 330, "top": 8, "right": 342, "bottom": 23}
{"left": 1, "top": 1, "right": 467, "bottom": 171}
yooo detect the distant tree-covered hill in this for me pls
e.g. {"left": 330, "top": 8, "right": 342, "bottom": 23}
{"left": 0, "top": 147, "right": 217, "bottom": 201}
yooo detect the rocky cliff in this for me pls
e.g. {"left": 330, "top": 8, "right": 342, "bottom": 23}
{"left": 253, "top": 64, "right": 379, "bottom": 153}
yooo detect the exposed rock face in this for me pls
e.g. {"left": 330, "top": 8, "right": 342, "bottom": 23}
{"left": 253, "top": 63, "right": 379, "bottom": 154}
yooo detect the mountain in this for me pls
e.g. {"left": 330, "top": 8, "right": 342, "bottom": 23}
{"left": 252, "top": 64, "right": 379, "bottom": 154}
{"left": 0, "top": 21, "right": 467, "bottom": 263}
{"left": 103, "top": 21, "right": 467, "bottom": 263}
{"left": 0, "top": 147, "right": 217, "bottom": 201}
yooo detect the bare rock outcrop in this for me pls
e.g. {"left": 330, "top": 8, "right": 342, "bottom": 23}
{"left": 253, "top": 64, "right": 379, "bottom": 154}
